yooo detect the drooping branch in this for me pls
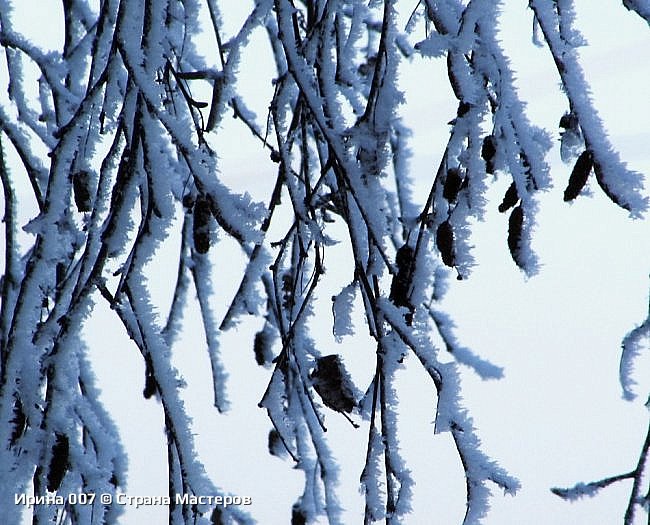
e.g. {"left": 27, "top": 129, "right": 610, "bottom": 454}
{"left": 0, "top": 2, "right": 647, "bottom": 524}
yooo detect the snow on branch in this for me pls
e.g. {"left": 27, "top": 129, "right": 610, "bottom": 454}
{"left": 620, "top": 286, "right": 650, "bottom": 401}
{"left": 0, "top": 1, "right": 647, "bottom": 524}
{"left": 530, "top": 0, "right": 648, "bottom": 217}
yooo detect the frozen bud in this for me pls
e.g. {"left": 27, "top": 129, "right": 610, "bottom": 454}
{"left": 47, "top": 433, "right": 69, "bottom": 492}
{"left": 481, "top": 135, "right": 496, "bottom": 160}
{"left": 559, "top": 113, "right": 570, "bottom": 129}
{"left": 211, "top": 506, "right": 223, "bottom": 525}
{"left": 109, "top": 472, "right": 119, "bottom": 487}
{"left": 182, "top": 193, "right": 194, "bottom": 210}
{"left": 281, "top": 273, "right": 293, "bottom": 293}
{"left": 390, "top": 272, "right": 410, "bottom": 309}
{"left": 254, "top": 328, "right": 274, "bottom": 366}
{"left": 291, "top": 502, "right": 307, "bottom": 525}
{"left": 436, "top": 220, "right": 455, "bottom": 267}
{"left": 559, "top": 111, "right": 579, "bottom": 130}
{"left": 72, "top": 169, "right": 93, "bottom": 212}
{"left": 143, "top": 373, "right": 157, "bottom": 399}
{"left": 358, "top": 55, "right": 377, "bottom": 77}
{"left": 268, "top": 429, "right": 288, "bottom": 458}
{"left": 310, "top": 355, "right": 356, "bottom": 414}
{"left": 563, "top": 150, "right": 593, "bottom": 202}
{"left": 507, "top": 205, "right": 524, "bottom": 269}
{"left": 395, "top": 243, "right": 414, "bottom": 275}
{"left": 390, "top": 244, "right": 414, "bottom": 324}
{"left": 443, "top": 167, "right": 463, "bottom": 203}
{"left": 498, "top": 182, "right": 519, "bottom": 213}
{"left": 143, "top": 359, "right": 157, "bottom": 399}
{"left": 457, "top": 101, "right": 471, "bottom": 118}
{"left": 481, "top": 135, "right": 497, "bottom": 174}
{"left": 281, "top": 272, "right": 294, "bottom": 310}
{"left": 192, "top": 194, "right": 212, "bottom": 254}
{"left": 560, "top": 127, "right": 583, "bottom": 164}
{"left": 56, "top": 262, "right": 67, "bottom": 287}
{"left": 9, "top": 396, "right": 26, "bottom": 446}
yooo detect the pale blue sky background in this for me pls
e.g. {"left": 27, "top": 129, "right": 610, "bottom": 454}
{"left": 6, "top": 1, "right": 649, "bottom": 524}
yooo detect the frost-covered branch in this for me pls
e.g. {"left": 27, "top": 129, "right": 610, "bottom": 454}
{"left": 1, "top": 1, "right": 647, "bottom": 524}
{"left": 529, "top": 0, "right": 648, "bottom": 217}
{"left": 551, "top": 418, "right": 650, "bottom": 525}
{"left": 552, "top": 285, "right": 650, "bottom": 524}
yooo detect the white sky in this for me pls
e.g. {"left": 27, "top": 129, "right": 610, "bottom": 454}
{"left": 5, "top": 1, "right": 649, "bottom": 524}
